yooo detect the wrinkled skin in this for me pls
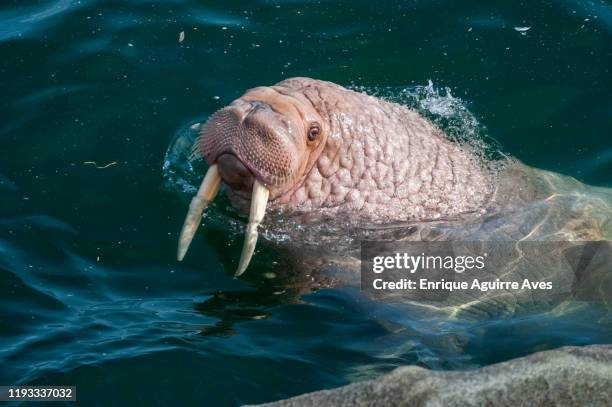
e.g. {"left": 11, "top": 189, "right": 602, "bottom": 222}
{"left": 198, "top": 77, "right": 493, "bottom": 221}
{"left": 178, "top": 77, "right": 611, "bottom": 319}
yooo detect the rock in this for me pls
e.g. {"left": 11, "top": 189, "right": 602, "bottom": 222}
{"left": 255, "top": 345, "right": 612, "bottom": 407}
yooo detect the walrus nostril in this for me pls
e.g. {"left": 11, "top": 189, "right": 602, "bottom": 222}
{"left": 217, "top": 154, "right": 255, "bottom": 191}
{"left": 248, "top": 101, "right": 270, "bottom": 113}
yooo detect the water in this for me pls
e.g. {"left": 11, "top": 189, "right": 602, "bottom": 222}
{"left": 1, "top": 0, "right": 612, "bottom": 405}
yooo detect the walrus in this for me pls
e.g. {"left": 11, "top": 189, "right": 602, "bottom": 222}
{"left": 166, "top": 78, "right": 611, "bottom": 405}
{"left": 177, "top": 77, "right": 502, "bottom": 272}
{"left": 175, "top": 77, "right": 610, "bottom": 281}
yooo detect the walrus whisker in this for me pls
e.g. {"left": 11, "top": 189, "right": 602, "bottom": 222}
{"left": 235, "top": 179, "right": 269, "bottom": 276}
{"left": 177, "top": 164, "right": 222, "bottom": 261}
{"left": 189, "top": 131, "right": 203, "bottom": 162}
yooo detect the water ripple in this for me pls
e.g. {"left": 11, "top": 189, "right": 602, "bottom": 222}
{"left": 0, "top": 0, "right": 85, "bottom": 42}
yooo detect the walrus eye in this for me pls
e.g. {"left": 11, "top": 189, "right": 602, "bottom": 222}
{"left": 307, "top": 124, "right": 321, "bottom": 142}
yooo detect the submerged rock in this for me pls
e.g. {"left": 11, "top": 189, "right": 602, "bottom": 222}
{"left": 256, "top": 345, "right": 612, "bottom": 407}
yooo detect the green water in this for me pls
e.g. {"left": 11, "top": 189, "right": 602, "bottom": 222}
{"left": 1, "top": 0, "right": 611, "bottom": 405}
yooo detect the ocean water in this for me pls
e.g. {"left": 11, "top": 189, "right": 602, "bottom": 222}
{"left": 1, "top": 0, "right": 612, "bottom": 405}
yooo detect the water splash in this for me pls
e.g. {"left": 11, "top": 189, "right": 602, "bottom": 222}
{"left": 352, "top": 81, "right": 503, "bottom": 163}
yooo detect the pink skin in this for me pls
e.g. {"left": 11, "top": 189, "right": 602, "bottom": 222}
{"left": 197, "top": 77, "right": 494, "bottom": 222}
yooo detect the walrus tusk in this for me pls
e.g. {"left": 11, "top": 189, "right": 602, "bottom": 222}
{"left": 235, "top": 180, "right": 269, "bottom": 276}
{"left": 177, "top": 164, "right": 222, "bottom": 261}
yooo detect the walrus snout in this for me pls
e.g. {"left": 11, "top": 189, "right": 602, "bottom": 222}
{"left": 198, "top": 101, "right": 297, "bottom": 194}
{"left": 217, "top": 153, "right": 255, "bottom": 195}
{"left": 181, "top": 81, "right": 326, "bottom": 275}
{"left": 180, "top": 101, "right": 282, "bottom": 274}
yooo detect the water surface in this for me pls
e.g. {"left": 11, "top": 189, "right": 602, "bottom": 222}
{"left": 1, "top": 0, "right": 611, "bottom": 405}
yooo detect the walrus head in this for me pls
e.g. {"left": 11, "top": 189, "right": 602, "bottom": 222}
{"left": 201, "top": 86, "right": 327, "bottom": 199}
{"left": 177, "top": 84, "right": 327, "bottom": 275}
